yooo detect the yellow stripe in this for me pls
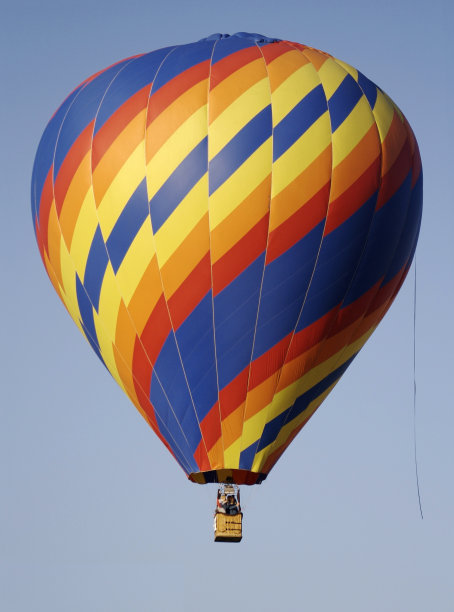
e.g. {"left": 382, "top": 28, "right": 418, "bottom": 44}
{"left": 97, "top": 262, "right": 122, "bottom": 342}
{"left": 93, "top": 307, "right": 126, "bottom": 394}
{"left": 333, "top": 58, "right": 358, "bottom": 81}
{"left": 208, "top": 78, "right": 269, "bottom": 159}
{"left": 58, "top": 241, "right": 84, "bottom": 336}
{"left": 271, "top": 113, "right": 331, "bottom": 198}
{"left": 271, "top": 63, "right": 319, "bottom": 126}
{"left": 154, "top": 174, "right": 208, "bottom": 266}
{"left": 69, "top": 190, "right": 98, "bottom": 280}
{"left": 146, "top": 105, "right": 207, "bottom": 199}
{"left": 222, "top": 437, "right": 242, "bottom": 469}
{"left": 209, "top": 138, "right": 272, "bottom": 229}
{"left": 115, "top": 219, "right": 155, "bottom": 305}
{"left": 317, "top": 57, "right": 347, "bottom": 99}
{"left": 97, "top": 144, "right": 145, "bottom": 238}
{"left": 372, "top": 89, "right": 395, "bottom": 143}
{"left": 252, "top": 382, "right": 336, "bottom": 471}
{"left": 332, "top": 96, "right": 375, "bottom": 166}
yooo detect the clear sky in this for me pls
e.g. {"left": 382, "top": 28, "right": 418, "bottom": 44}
{"left": 1, "top": 0, "right": 453, "bottom": 610}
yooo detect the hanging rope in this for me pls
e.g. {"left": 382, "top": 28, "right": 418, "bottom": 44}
{"left": 413, "top": 257, "right": 424, "bottom": 519}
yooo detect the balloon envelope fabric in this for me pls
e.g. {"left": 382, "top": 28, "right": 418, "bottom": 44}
{"left": 32, "top": 33, "right": 422, "bottom": 485}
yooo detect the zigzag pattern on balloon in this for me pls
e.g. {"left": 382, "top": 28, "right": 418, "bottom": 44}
{"left": 32, "top": 33, "right": 422, "bottom": 485}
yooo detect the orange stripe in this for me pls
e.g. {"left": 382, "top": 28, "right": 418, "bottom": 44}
{"left": 92, "top": 85, "right": 151, "bottom": 169}
{"left": 59, "top": 153, "right": 91, "bottom": 250}
{"left": 147, "top": 60, "right": 210, "bottom": 125}
{"left": 167, "top": 252, "right": 211, "bottom": 330}
{"left": 269, "top": 144, "right": 331, "bottom": 231}
{"left": 209, "top": 58, "right": 266, "bottom": 123}
{"left": 92, "top": 110, "right": 146, "bottom": 205}
{"left": 212, "top": 214, "right": 269, "bottom": 296}
{"left": 160, "top": 214, "right": 209, "bottom": 299}
{"left": 264, "top": 45, "right": 309, "bottom": 92}
{"left": 210, "top": 175, "right": 271, "bottom": 263}
{"left": 146, "top": 79, "right": 208, "bottom": 161}
{"left": 54, "top": 122, "right": 93, "bottom": 213}
{"left": 46, "top": 202, "right": 63, "bottom": 287}
{"left": 210, "top": 46, "right": 259, "bottom": 88}
{"left": 127, "top": 255, "right": 164, "bottom": 336}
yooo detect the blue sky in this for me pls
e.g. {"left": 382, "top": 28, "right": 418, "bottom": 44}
{"left": 1, "top": 0, "right": 453, "bottom": 610}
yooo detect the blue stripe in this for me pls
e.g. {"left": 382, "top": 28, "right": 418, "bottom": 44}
{"left": 152, "top": 334, "right": 202, "bottom": 454}
{"left": 94, "top": 48, "right": 175, "bottom": 134}
{"left": 252, "top": 222, "right": 324, "bottom": 360}
{"left": 106, "top": 179, "right": 149, "bottom": 272}
{"left": 32, "top": 85, "right": 84, "bottom": 223}
{"left": 357, "top": 71, "right": 378, "bottom": 110}
{"left": 214, "top": 254, "right": 266, "bottom": 390}
{"left": 53, "top": 60, "right": 131, "bottom": 177}
{"left": 75, "top": 275, "right": 104, "bottom": 365}
{"left": 175, "top": 292, "right": 218, "bottom": 422}
{"left": 209, "top": 105, "right": 272, "bottom": 195}
{"left": 239, "top": 441, "right": 258, "bottom": 470}
{"left": 211, "top": 35, "right": 256, "bottom": 64}
{"left": 328, "top": 74, "right": 363, "bottom": 132}
{"left": 254, "top": 354, "right": 356, "bottom": 455}
{"left": 83, "top": 226, "right": 108, "bottom": 311}
{"left": 149, "top": 138, "right": 207, "bottom": 233}
{"left": 149, "top": 371, "right": 198, "bottom": 474}
{"left": 343, "top": 172, "right": 413, "bottom": 307}
{"left": 297, "top": 194, "right": 377, "bottom": 331}
{"left": 151, "top": 40, "right": 215, "bottom": 93}
{"left": 384, "top": 171, "right": 423, "bottom": 282}
{"left": 273, "top": 85, "right": 327, "bottom": 161}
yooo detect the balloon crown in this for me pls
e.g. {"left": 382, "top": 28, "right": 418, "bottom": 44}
{"left": 200, "top": 32, "right": 281, "bottom": 43}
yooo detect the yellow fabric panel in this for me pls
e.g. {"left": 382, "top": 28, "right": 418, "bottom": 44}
{"left": 146, "top": 105, "right": 207, "bottom": 199}
{"left": 208, "top": 78, "right": 269, "bottom": 159}
{"left": 146, "top": 79, "right": 208, "bottom": 161}
{"left": 92, "top": 109, "right": 147, "bottom": 204}
{"left": 252, "top": 383, "right": 337, "bottom": 472}
{"left": 96, "top": 144, "right": 145, "bottom": 238}
{"left": 97, "top": 262, "right": 122, "bottom": 342}
{"left": 210, "top": 175, "right": 271, "bottom": 264}
{"left": 371, "top": 89, "right": 395, "bottom": 144}
{"left": 59, "top": 151, "right": 91, "bottom": 250}
{"left": 266, "top": 48, "right": 309, "bottom": 94}
{"left": 58, "top": 240, "right": 84, "bottom": 337}
{"left": 209, "top": 58, "right": 265, "bottom": 122}
{"left": 331, "top": 96, "right": 375, "bottom": 166}
{"left": 115, "top": 219, "right": 155, "bottom": 305}
{"left": 46, "top": 202, "right": 63, "bottom": 287}
{"left": 317, "top": 57, "right": 347, "bottom": 99}
{"left": 153, "top": 174, "right": 208, "bottom": 266}
{"left": 69, "top": 190, "right": 98, "bottom": 281}
{"left": 333, "top": 57, "right": 358, "bottom": 81}
{"left": 271, "top": 62, "right": 319, "bottom": 126}
{"left": 93, "top": 307, "right": 124, "bottom": 392}
{"left": 271, "top": 113, "right": 331, "bottom": 198}
{"left": 209, "top": 139, "right": 272, "bottom": 230}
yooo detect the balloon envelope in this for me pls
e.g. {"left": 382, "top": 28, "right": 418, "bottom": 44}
{"left": 32, "top": 33, "right": 422, "bottom": 484}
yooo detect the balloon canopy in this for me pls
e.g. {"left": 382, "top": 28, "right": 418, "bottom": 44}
{"left": 32, "top": 33, "right": 422, "bottom": 485}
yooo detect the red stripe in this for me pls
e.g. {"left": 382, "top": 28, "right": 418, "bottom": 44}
{"left": 210, "top": 46, "right": 260, "bottom": 89}
{"left": 92, "top": 85, "right": 151, "bottom": 169}
{"left": 140, "top": 294, "right": 172, "bottom": 365}
{"left": 213, "top": 214, "right": 269, "bottom": 296}
{"left": 193, "top": 439, "right": 211, "bottom": 472}
{"left": 260, "top": 41, "right": 297, "bottom": 64}
{"left": 266, "top": 182, "right": 330, "bottom": 264}
{"left": 377, "top": 133, "right": 412, "bottom": 210}
{"left": 248, "top": 333, "right": 292, "bottom": 390}
{"left": 325, "top": 156, "right": 381, "bottom": 234}
{"left": 54, "top": 122, "right": 94, "bottom": 215}
{"left": 147, "top": 60, "right": 210, "bottom": 125}
{"left": 219, "top": 367, "right": 249, "bottom": 419}
{"left": 199, "top": 402, "right": 222, "bottom": 452}
{"left": 167, "top": 252, "right": 211, "bottom": 330}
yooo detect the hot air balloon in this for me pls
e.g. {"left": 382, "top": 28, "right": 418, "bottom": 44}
{"left": 31, "top": 33, "right": 422, "bottom": 542}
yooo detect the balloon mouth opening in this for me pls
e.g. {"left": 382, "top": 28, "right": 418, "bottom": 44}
{"left": 200, "top": 32, "right": 281, "bottom": 44}
{"left": 188, "top": 469, "right": 267, "bottom": 485}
